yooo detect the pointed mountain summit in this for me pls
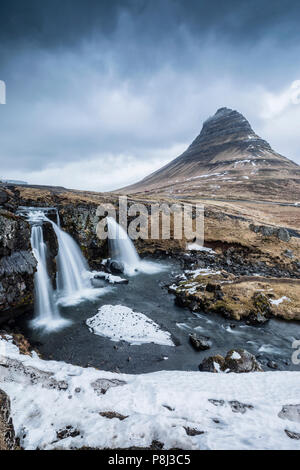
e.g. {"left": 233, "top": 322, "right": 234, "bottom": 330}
{"left": 119, "top": 107, "right": 300, "bottom": 201}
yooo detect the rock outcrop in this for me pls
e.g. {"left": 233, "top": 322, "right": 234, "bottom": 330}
{"left": 0, "top": 210, "right": 37, "bottom": 324}
{"left": 0, "top": 390, "right": 17, "bottom": 450}
{"left": 58, "top": 204, "right": 107, "bottom": 269}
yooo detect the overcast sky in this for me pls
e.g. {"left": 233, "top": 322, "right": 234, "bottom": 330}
{"left": 0, "top": 0, "right": 300, "bottom": 191}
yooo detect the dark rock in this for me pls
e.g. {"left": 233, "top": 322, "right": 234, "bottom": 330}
{"left": 56, "top": 426, "right": 80, "bottom": 440}
{"left": 107, "top": 259, "right": 125, "bottom": 274}
{"left": 189, "top": 333, "right": 212, "bottom": 351}
{"left": 277, "top": 228, "right": 290, "bottom": 242}
{"left": 200, "top": 349, "right": 263, "bottom": 373}
{"left": 0, "top": 190, "right": 9, "bottom": 206}
{"left": 0, "top": 210, "right": 37, "bottom": 324}
{"left": 199, "top": 354, "right": 225, "bottom": 372}
{"left": 285, "top": 429, "right": 300, "bottom": 440}
{"left": 0, "top": 390, "right": 17, "bottom": 450}
{"left": 42, "top": 221, "right": 58, "bottom": 288}
{"left": 184, "top": 427, "right": 204, "bottom": 436}
{"left": 100, "top": 411, "right": 128, "bottom": 421}
{"left": 267, "top": 360, "right": 278, "bottom": 370}
{"left": 228, "top": 400, "right": 254, "bottom": 414}
{"left": 224, "top": 349, "right": 263, "bottom": 373}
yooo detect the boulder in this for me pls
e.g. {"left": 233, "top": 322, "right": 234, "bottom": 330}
{"left": 260, "top": 225, "right": 275, "bottom": 237}
{"left": 107, "top": 259, "right": 125, "bottom": 274}
{"left": 189, "top": 333, "right": 212, "bottom": 351}
{"left": 224, "top": 349, "right": 264, "bottom": 373}
{"left": 277, "top": 228, "right": 290, "bottom": 242}
{"left": 198, "top": 354, "right": 225, "bottom": 372}
{"left": 199, "top": 349, "right": 263, "bottom": 373}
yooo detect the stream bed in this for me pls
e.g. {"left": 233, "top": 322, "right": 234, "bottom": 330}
{"left": 17, "top": 257, "right": 300, "bottom": 374}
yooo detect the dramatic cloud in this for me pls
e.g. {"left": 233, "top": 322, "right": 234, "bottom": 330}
{"left": 0, "top": 0, "right": 300, "bottom": 190}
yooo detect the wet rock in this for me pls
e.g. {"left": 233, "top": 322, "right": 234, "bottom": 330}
{"left": 208, "top": 399, "right": 225, "bottom": 406}
{"left": 0, "top": 390, "right": 17, "bottom": 450}
{"left": 224, "top": 349, "right": 263, "bottom": 373}
{"left": 0, "top": 210, "right": 37, "bottom": 324}
{"left": 42, "top": 221, "right": 58, "bottom": 287}
{"left": 199, "top": 349, "right": 263, "bottom": 373}
{"left": 0, "top": 190, "right": 9, "bottom": 206}
{"left": 267, "top": 360, "right": 278, "bottom": 370}
{"left": 107, "top": 259, "right": 125, "bottom": 274}
{"left": 150, "top": 440, "right": 164, "bottom": 450}
{"left": 278, "top": 404, "right": 300, "bottom": 423}
{"left": 199, "top": 354, "right": 225, "bottom": 372}
{"left": 260, "top": 226, "right": 276, "bottom": 237}
{"left": 189, "top": 333, "right": 212, "bottom": 351}
{"left": 249, "top": 223, "right": 291, "bottom": 242}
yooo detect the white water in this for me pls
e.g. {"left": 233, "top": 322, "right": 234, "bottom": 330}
{"left": 50, "top": 221, "right": 89, "bottom": 295}
{"left": 46, "top": 217, "right": 107, "bottom": 306}
{"left": 25, "top": 208, "right": 107, "bottom": 330}
{"left": 30, "top": 223, "right": 70, "bottom": 331}
{"left": 107, "top": 217, "right": 165, "bottom": 275}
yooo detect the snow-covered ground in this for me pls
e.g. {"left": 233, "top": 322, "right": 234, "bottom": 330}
{"left": 1, "top": 336, "right": 300, "bottom": 450}
{"left": 86, "top": 305, "right": 174, "bottom": 346}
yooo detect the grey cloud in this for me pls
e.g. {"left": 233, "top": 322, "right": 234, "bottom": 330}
{"left": 0, "top": 1, "right": 299, "bottom": 189}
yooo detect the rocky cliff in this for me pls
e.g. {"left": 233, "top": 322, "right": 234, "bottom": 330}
{"left": 0, "top": 210, "right": 37, "bottom": 324}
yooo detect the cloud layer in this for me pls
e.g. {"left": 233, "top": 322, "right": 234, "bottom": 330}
{"left": 0, "top": 0, "right": 300, "bottom": 190}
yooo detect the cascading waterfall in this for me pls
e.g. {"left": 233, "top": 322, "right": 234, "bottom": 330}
{"left": 48, "top": 219, "right": 90, "bottom": 298}
{"left": 106, "top": 217, "right": 164, "bottom": 275}
{"left": 30, "top": 219, "right": 69, "bottom": 330}
{"left": 21, "top": 207, "right": 99, "bottom": 330}
{"left": 107, "top": 217, "right": 140, "bottom": 275}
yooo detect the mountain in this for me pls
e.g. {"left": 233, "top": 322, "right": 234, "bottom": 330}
{"left": 119, "top": 107, "right": 300, "bottom": 202}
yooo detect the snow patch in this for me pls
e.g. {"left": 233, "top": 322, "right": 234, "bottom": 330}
{"left": 86, "top": 305, "right": 174, "bottom": 346}
{"left": 187, "top": 243, "right": 216, "bottom": 254}
{"left": 270, "top": 296, "right": 291, "bottom": 307}
{"left": 1, "top": 336, "right": 300, "bottom": 450}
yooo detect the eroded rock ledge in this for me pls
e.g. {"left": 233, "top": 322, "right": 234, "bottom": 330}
{"left": 0, "top": 210, "right": 37, "bottom": 324}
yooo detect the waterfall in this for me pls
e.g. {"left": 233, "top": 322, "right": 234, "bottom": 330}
{"left": 30, "top": 221, "right": 69, "bottom": 331}
{"left": 107, "top": 217, "right": 140, "bottom": 275}
{"left": 106, "top": 217, "right": 165, "bottom": 276}
{"left": 48, "top": 219, "right": 90, "bottom": 298}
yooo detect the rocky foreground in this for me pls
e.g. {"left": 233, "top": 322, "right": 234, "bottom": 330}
{"left": 0, "top": 334, "right": 300, "bottom": 450}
